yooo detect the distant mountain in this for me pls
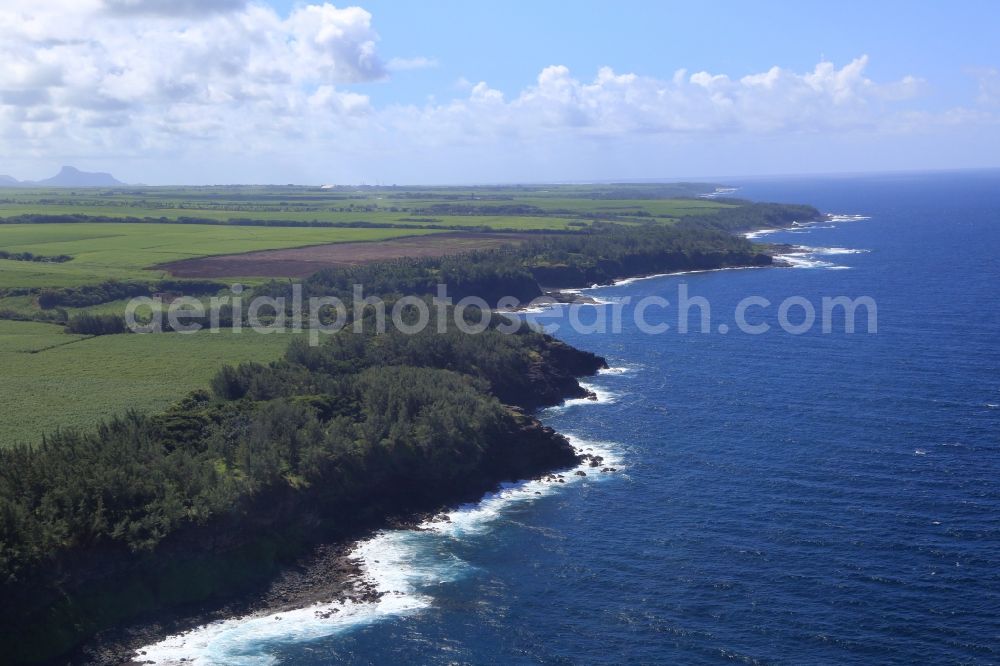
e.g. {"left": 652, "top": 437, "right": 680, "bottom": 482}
{"left": 34, "top": 166, "right": 124, "bottom": 187}
{"left": 0, "top": 167, "right": 126, "bottom": 187}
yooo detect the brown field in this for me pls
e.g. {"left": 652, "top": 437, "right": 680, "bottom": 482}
{"left": 156, "top": 232, "right": 533, "bottom": 278}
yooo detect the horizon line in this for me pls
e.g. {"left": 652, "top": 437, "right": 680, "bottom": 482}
{"left": 3, "top": 165, "right": 999, "bottom": 189}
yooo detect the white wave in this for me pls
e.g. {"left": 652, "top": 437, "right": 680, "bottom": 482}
{"left": 565, "top": 434, "right": 625, "bottom": 470}
{"left": 137, "top": 574, "right": 430, "bottom": 666}
{"left": 828, "top": 214, "right": 872, "bottom": 222}
{"left": 423, "top": 435, "right": 623, "bottom": 537}
{"left": 136, "top": 437, "right": 622, "bottom": 665}
{"left": 599, "top": 365, "right": 640, "bottom": 376}
{"left": 986, "top": 403, "right": 999, "bottom": 409}
{"left": 809, "top": 247, "right": 870, "bottom": 255}
{"left": 773, "top": 244, "right": 867, "bottom": 270}
{"left": 516, "top": 296, "right": 620, "bottom": 318}
{"left": 611, "top": 275, "right": 644, "bottom": 287}
{"left": 580, "top": 381, "right": 618, "bottom": 403}
{"left": 744, "top": 212, "right": 869, "bottom": 241}
{"left": 743, "top": 228, "right": 782, "bottom": 240}
{"left": 563, "top": 296, "right": 621, "bottom": 306}
{"left": 773, "top": 252, "right": 838, "bottom": 270}
{"left": 914, "top": 449, "right": 928, "bottom": 456}
{"left": 547, "top": 381, "right": 619, "bottom": 411}
{"left": 610, "top": 265, "right": 758, "bottom": 288}
{"left": 518, "top": 301, "right": 568, "bottom": 315}
{"left": 698, "top": 186, "right": 739, "bottom": 199}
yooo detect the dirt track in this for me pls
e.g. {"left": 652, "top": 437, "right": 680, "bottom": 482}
{"left": 155, "top": 232, "right": 531, "bottom": 279}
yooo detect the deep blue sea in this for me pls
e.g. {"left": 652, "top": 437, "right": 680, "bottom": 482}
{"left": 142, "top": 172, "right": 1000, "bottom": 664}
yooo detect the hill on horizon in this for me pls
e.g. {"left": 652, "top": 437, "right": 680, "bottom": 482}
{"left": 0, "top": 166, "right": 125, "bottom": 187}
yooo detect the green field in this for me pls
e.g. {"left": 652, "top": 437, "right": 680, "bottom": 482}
{"left": 0, "top": 319, "right": 294, "bottom": 445}
{"left": 0, "top": 217, "right": 428, "bottom": 444}
{"left": 0, "top": 183, "right": 729, "bottom": 231}
{"left": 0, "top": 204, "right": 584, "bottom": 230}
{"left": 0, "top": 183, "right": 734, "bottom": 446}
{"left": 0, "top": 187, "right": 733, "bottom": 292}
{"left": 0, "top": 223, "right": 442, "bottom": 288}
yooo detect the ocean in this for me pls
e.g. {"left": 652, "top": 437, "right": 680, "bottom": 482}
{"left": 140, "top": 171, "right": 1000, "bottom": 664}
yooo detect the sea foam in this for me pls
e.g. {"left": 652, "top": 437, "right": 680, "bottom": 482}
{"left": 136, "top": 416, "right": 624, "bottom": 665}
{"left": 599, "top": 365, "right": 641, "bottom": 376}
{"left": 773, "top": 244, "right": 869, "bottom": 271}
{"left": 137, "top": 434, "right": 621, "bottom": 664}
{"left": 744, "top": 212, "right": 871, "bottom": 242}
{"left": 611, "top": 265, "right": 758, "bottom": 288}
{"left": 542, "top": 380, "right": 620, "bottom": 412}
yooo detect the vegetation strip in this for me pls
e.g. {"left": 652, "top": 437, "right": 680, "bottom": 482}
{"left": 0, "top": 187, "right": 819, "bottom": 663}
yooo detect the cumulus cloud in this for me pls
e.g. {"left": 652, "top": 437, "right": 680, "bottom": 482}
{"left": 357, "top": 56, "right": 939, "bottom": 166}
{"left": 409, "top": 56, "right": 927, "bottom": 137}
{"left": 103, "top": 0, "right": 248, "bottom": 16}
{"left": 0, "top": 0, "right": 383, "bottom": 155}
{"left": 0, "top": 2, "right": 990, "bottom": 182}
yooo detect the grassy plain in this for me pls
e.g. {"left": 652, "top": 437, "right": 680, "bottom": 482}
{"left": 0, "top": 204, "right": 583, "bottom": 230}
{"left": 0, "top": 183, "right": 731, "bottom": 446}
{"left": 0, "top": 183, "right": 729, "bottom": 231}
{"left": 0, "top": 319, "right": 294, "bottom": 445}
{"left": 0, "top": 223, "right": 443, "bottom": 289}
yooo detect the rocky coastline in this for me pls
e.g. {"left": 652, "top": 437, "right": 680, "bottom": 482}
{"left": 12, "top": 235, "right": 789, "bottom": 665}
{"left": 13, "top": 342, "right": 605, "bottom": 666}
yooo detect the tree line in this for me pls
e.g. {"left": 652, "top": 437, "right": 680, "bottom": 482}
{"left": 0, "top": 318, "right": 603, "bottom": 585}
{"left": 0, "top": 198, "right": 817, "bottom": 660}
{"left": 0, "top": 213, "right": 577, "bottom": 233}
{"left": 0, "top": 250, "right": 72, "bottom": 263}
{"left": 293, "top": 206, "right": 795, "bottom": 304}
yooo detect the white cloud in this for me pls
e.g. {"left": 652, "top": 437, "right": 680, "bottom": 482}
{"left": 102, "top": 0, "right": 249, "bottom": 16}
{"left": 382, "top": 57, "right": 931, "bottom": 142}
{"left": 0, "top": 2, "right": 993, "bottom": 183}
{"left": 0, "top": 0, "right": 383, "bottom": 156}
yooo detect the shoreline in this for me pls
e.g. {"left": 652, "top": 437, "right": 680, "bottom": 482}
{"left": 84, "top": 464, "right": 599, "bottom": 665}
{"left": 127, "top": 439, "right": 619, "bottom": 665}
{"left": 73, "top": 397, "right": 608, "bottom": 665}
{"left": 97, "top": 329, "right": 636, "bottom": 663}
{"left": 542, "top": 259, "right": 777, "bottom": 307}
{"left": 755, "top": 213, "right": 872, "bottom": 271}
{"left": 538, "top": 214, "right": 856, "bottom": 305}
{"left": 50, "top": 216, "right": 813, "bottom": 664}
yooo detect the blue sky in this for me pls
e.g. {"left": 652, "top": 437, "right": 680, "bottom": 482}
{"left": 1, "top": 0, "right": 998, "bottom": 184}
{"left": 303, "top": 0, "right": 996, "bottom": 111}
